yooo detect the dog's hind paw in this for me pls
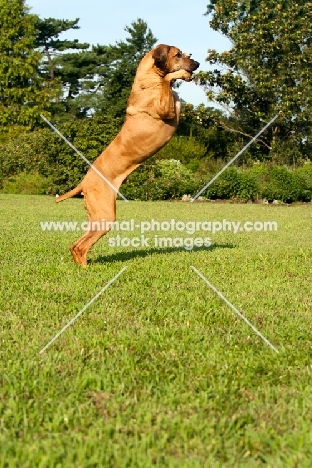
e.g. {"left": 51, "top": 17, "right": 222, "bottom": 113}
{"left": 70, "top": 246, "right": 88, "bottom": 268}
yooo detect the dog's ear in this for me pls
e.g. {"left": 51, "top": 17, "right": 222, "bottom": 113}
{"left": 152, "top": 44, "right": 170, "bottom": 71}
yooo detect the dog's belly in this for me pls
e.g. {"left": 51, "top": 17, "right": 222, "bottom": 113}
{"left": 121, "top": 113, "right": 177, "bottom": 162}
{"left": 91, "top": 113, "right": 177, "bottom": 177}
{"left": 83, "top": 92, "right": 181, "bottom": 189}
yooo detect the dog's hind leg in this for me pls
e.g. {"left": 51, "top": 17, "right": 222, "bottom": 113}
{"left": 70, "top": 226, "right": 113, "bottom": 267}
{"left": 70, "top": 187, "right": 117, "bottom": 267}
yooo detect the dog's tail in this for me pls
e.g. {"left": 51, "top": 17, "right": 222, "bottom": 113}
{"left": 56, "top": 183, "right": 83, "bottom": 203}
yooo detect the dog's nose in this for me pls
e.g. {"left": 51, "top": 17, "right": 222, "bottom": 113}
{"left": 193, "top": 61, "right": 200, "bottom": 69}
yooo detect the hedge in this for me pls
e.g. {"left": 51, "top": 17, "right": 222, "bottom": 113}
{"left": 0, "top": 117, "right": 119, "bottom": 194}
{"left": 1, "top": 118, "right": 311, "bottom": 202}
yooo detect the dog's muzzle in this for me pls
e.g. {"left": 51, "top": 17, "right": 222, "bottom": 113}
{"left": 191, "top": 61, "right": 200, "bottom": 71}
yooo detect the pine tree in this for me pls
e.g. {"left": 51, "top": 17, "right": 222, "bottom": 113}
{"left": 35, "top": 18, "right": 89, "bottom": 81}
{"left": 35, "top": 17, "right": 93, "bottom": 118}
{"left": 0, "top": 0, "right": 54, "bottom": 134}
{"left": 90, "top": 19, "right": 158, "bottom": 121}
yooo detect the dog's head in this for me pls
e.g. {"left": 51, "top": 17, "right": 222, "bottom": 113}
{"left": 152, "top": 44, "right": 200, "bottom": 76}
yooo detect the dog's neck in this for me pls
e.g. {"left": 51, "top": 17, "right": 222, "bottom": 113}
{"left": 134, "top": 51, "right": 167, "bottom": 85}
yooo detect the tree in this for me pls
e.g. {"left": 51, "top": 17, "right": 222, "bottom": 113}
{"left": 35, "top": 17, "right": 93, "bottom": 119}
{"left": 35, "top": 18, "right": 89, "bottom": 81}
{"left": 196, "top": 1, "right": 312, "bottom": 162}
{"left": 34, "top": 17, "right": 157, "bottom": 121}
{"left": 90, "top": 19, "right": 157, "bottom": 121}
{"left": 176, "top": 103, "right": 233, "bottom": 166}
{"left": 0, "top": 0, "right": 55, "bottom": 136}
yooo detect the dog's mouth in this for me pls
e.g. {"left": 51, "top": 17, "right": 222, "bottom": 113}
{"left": 178, "top": 60, "right": 200, "bottom": 76}
{"left": 187, "top": 60, "right": 200, "bottom": 73}
{"left": 166, "top": 54, "right": 200, "bottom": 76}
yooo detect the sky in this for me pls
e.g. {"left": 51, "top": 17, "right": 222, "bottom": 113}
{"left": 26, "top": 0, "right": 231, "bottom": 106}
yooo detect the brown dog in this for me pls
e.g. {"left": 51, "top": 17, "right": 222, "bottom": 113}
{"left": 56, "top": 44, "right": 199, "bottom": 266}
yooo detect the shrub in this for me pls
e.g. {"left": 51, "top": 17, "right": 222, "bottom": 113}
{"left": 122, "top": 159, "right": 196, "bottom": 200}
{"left": 156, "top": 136, "right": 206, "bottom": 167}
{"left": 236, "top": 172, "right": 258, "bottom": 202}
{"left": 200, "top": 168, "right": 258, "bottom": 201}
{"left": 153, "top": 159, "right": 196, "bottom": 199}
{"left": 0, "top": 117, "right": 119, "bottom": 193}
{"left": 208, "top": 167, "right": 241, "bottom": 199}
{"left": 260, "top": 166, "right": 311, "bottom": 202}
{"left": 1, "top": 171, "right": 53, "bottom": 195}
{"left": 0, "top": 130, "right": 49, "bottom": 186}
{"left": 1, "top": 119, "right": 311, "bottom": 203}
{"left": 120, "top": 162, "right": 155, "bottom": 201}
{"left": 296, "top": 164, "right": 312, "bottom": 200}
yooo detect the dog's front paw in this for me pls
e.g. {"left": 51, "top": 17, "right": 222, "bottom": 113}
{"left": 179, "top": 70, "right": 193, "bottom": 82}
{"left": 166, "top": 70, "right": 192, "bottom": 83}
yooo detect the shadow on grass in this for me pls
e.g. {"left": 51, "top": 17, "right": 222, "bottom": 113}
{"left": 91, "top": 242, "right": 236, "bottom": 265}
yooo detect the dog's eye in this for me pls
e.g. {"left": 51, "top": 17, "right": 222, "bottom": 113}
{"left": 176, "top": 52, "right": 182, "bottom": 58}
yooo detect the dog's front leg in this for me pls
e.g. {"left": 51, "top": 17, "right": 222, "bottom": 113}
{"left": 156, "top": 70, "right": 192, "bottom": 120}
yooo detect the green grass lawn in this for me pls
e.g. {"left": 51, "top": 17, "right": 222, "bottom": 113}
{"left": 1, "top": 194, "right": 312, "bottom": 467}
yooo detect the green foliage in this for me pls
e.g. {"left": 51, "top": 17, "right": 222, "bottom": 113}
{"left": 91, "top": 19, "right": 157, "bottom": 121}
{"left": 0, "top": 117, "right": 119, "bottom": 193}
{"left": 200, "top": 165, "right": 311, "bottom": 202}
{"left": 122, "top": 163, "right": 311, "bottom": 202}
{"left": 296, "top": 163, "right": 312, "bottom": 191}
{"left": 270, "top": 137, "right": 309, "bottom": 165}
{"left": 156, "top": 136, "right": 206, "bottom": 168}
{"left": 196, "top": 1, "right": 312, "bottom": 160}
{"left": 35, "top": 17, "right": 89, "bottom": 65}
{"left": 0, "top": 0, "right": 55, "bottom": 133}
{"left": 0, "top": 129, "right": 51, "bottom": 184}
{"left": 2, "top": 121, "right": 311, "bottom": 201}
{"left": 202, "top": 167, "right": 258, "bottom": 201}
{"left": 154, "top": 159, "right": 197, "bottom": 199}
{"left": 42, "top": 117, "right": 119, "bottom": 193}
{"left": 34, "top": 17, "right": 91, "bottom": 120}
{"left": 34, "top": 18, "right": 158, "bottom": 122}
{"left": 122, "top": 159, "right": 196, "bottom": 200}
{"left": 1, "top": 9, "right": 158, "bottom": 124}
{"left": 207, "top": 167, "right": 241, "bottom": 199}
{"left": 235, "top": 172, "right": 259, "bottom": 202}
{"left": 259, "top": 165, "right": 312, "bottom": 203}
{"left": 1, "top": 171, "right": 53, "bottom": 194}
{"left": 177, "top": 103, "right": 233, "bottom": 161}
